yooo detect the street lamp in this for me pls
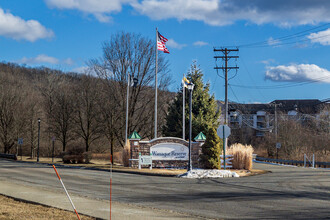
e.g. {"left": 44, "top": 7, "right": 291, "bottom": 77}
{"left": 125, "top": 73, "right": 130, "bottom": 148}
{"left": 125, "top": 73, "right": 138, "bottom": 166}
{"left": 37, "top": 118, "right": 41, "bottom": 162}
{"left": 125, "top": 74, "right": 139, "bottom": 145}
{"left": 187, "top": 82, "right": 194, "bottom": 172}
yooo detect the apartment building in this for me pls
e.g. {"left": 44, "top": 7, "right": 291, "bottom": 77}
{"left": 220, "top": 99, "right": 329, "bottom": 137}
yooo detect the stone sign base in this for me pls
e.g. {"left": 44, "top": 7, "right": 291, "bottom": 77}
{"left": 129, "top": 137, "right": 205, "bottom": 169}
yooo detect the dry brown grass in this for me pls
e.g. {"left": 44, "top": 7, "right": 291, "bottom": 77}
{"left": 228, "top": 143, "right": 254, "bottom": 170}
{"left": 235, "top": 169, "right": 270, "bottom": 177}
{"left": 0, "top": 195, "right": 95, "bottom": 220}
{"left": 17, "top": 156, "right": 268, "bottom": 177}
{"left": 90, "top": 152, "right": 123, "bottom": 164}
{"left": 122, "top": 140, "right": 130, "bottom": 167}
{"left": 91, "top": 153, "right": 110, "bottom": 160}
{"left": 113, "top": 151, "right": 123, "bottom": 164}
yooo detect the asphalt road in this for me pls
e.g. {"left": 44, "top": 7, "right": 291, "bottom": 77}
{"left": 0, "top": 159, "right": 329, "bottom": 219}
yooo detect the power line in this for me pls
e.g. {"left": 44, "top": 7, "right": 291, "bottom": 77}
{"left": 238, "top": 23, "right": 330, "bottom": 48}
{"left": 230, "top": 75, "right": 330, "bottom": 89}
{"left": 229, "top": 84, "right": 240, "bottom": 103}
{"left": 240, "top": 56, "right": 267, "bottom": 100}
{"left": 242, "top": 32, "right": 330, "bottom": 48}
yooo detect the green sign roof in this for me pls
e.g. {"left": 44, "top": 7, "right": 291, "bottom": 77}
{"left": 194, "top": 132, "right": 206, "bottom": 141}
{"left": 128, "top": 131, "right": 141, "bottom": 140}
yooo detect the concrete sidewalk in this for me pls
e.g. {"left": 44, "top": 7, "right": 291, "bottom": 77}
{"left": 0, "top": 180, "right": 200, "bottom": 220}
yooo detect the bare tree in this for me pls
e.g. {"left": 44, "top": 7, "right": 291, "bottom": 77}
{"left": 89, "top": 31, "right": 170, "bottom": 148}
{"left": 24, "top": 90, "right": 41, "bottom": 158}
{"left": 73, "top": 75, "right": 103, "bottom": 152}
{"left": 41, "top": 74, "right": 75, "bottom": 152}
{"left": 0, "top": 72, "right": 26, "bottom": 153}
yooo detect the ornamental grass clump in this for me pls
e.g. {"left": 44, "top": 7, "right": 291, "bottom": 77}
{"left": 122, "top": 140, "right": 131, "bottom": 167}
{"left": 227, "top": 143, "right": 253, "bottom": 170}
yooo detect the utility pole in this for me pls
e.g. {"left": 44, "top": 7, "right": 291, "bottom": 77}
{"left": 214, "top": 48, "right": 239, "bottom": 124}
{"left": 273, "top": 103, "right": 281, "bottom": 159}
{"left": 275, "top": 104, "right": 278, "bottom": 159}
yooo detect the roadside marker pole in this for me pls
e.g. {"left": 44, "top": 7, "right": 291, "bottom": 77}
{"left": 110, "top": 154, "right": 113, "bottom": 220}
{"left": 52, "top": 165, "right": 81, "bottom": 220}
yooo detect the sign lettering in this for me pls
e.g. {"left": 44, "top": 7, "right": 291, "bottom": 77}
{"left": 151, "top": 143, "right": 188, "bottom": 160}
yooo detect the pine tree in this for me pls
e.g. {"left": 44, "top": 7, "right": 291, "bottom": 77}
{"left": 200, "top": 127, "right": 223, "bottom": 169}
{"left": 163, "top": 61, "right": 220, "bottom": 138}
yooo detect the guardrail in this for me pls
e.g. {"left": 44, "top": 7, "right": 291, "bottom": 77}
{"left": 0, "top": 153, "right": 17, "bottom": 160}
{"left": 256, "top": 156, "right": 330, "bottom": 168}
{"left": 220, "top": 155, "right": 233, "bottom": 169}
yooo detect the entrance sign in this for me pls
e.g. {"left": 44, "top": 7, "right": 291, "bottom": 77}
{"left": 138, "top": 154, "right": 152, "bottom": 170}
{"left": 140, "top": 155, "right": 152, "bottom": 165}
{"left": 151, "top": 143, "right": 188, "bottom": 160}
{"left": 217, "top": 125, "right": 231, "bottom": 139}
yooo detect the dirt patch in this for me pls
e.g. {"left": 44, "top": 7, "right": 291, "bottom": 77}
{"left": 0, "top": 194, "right": 95, "bottom": 220}
{"left": 234, "top": 169, "right": 271, "bottom": 177}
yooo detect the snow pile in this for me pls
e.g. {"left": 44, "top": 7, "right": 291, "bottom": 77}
{"left": 178, "top": 169, "right": 239, "bottom": 179}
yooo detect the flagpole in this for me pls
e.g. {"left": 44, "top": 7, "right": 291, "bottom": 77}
{"left": 182, "top": 74, "right": 185, "bottom": 140}
{"left": 154, "top": 27, "right": 158, "bottom": 139}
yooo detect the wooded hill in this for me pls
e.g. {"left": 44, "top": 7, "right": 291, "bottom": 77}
{"left": 0, "top": 62, "right": 174, "bottom": 157}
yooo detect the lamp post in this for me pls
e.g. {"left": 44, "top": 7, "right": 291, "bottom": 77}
{"left": 187, "top": 82, "right": 194, "bottom": 172}
{"left": 125, "top": 73, "right": 130, "bottom": 147}
{"left": 125, "top": 73, "right": 138, "bottom": 166}
{"left": 37, "top": 118, "right": 41, "bottom": 162}
{"left": 125, "top": 74, "right": 139, "bottom": 145}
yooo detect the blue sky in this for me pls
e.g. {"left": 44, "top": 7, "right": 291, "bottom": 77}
{"left": 0, "top": 0, "right": 329, "bottom": 103}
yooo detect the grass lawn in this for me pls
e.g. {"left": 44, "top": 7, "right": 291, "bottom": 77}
{"left": 17, "top": 156, "right": 267, "bottom": 177}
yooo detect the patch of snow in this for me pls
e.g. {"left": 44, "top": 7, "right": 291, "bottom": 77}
{"left": 178, "top": 169, "right": 239, "bottom": 179}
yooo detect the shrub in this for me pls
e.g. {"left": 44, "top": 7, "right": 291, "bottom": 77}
{"left": 200, "top": 127, "right": 222, "bottom": 169}
{"left": 67, "top": 146, "right": 85, "bottom": 155}
{"left": 63, "top": 155, "right": 82, "bottom": 164}
{"left": 227, "top": 143, "right": 253, "bottom": 170}
{"left": 62, "top": 146, "right": 91, "bottom": 164}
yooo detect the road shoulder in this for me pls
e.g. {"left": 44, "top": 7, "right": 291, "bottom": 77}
{"left": 0, "top": 180, "right": 203, "bottom": 220}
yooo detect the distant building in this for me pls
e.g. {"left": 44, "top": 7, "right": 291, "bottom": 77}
{"left": 218, "top": 99, "right": 329, "bottom": 137}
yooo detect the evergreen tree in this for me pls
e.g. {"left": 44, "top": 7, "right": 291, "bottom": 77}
{"left": 200, "top": 127, "right": 223, "bottom": 169}
{"left": 163, "top": 61, "right": 220, "bottom": 139}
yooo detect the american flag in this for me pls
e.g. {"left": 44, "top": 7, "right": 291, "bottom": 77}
{"left": 157, "top": 32, "right": 169, "bottom": 53}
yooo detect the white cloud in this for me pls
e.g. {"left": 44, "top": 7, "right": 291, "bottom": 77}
{"left": 17, "top": 55, "right": 75, "bottom": 66}
{"left": 71, "top": 66, "right": 89, "bottom": 73}
{"left": 260, "top": 59, "right": 276, "bottom": 65}
{"left": 0, "top": 8, "right": 53, "bottom": 42}
{"left": 166, "top": 39, "right": 187, "bottom": 49}
{"left": 193, "top": 41, "right": 209, "bottom": 46}
{"left": 18, "top": 54, "right": 59, "bottom": 65}
{"left": 308, "top": 28, "right": 330, "bottom": 46}
{"left": 267, "top": 37, "right": 281, "bottom": 46}
{"left": 265, "top": 64, "right": 330, "bottom": 83}
{"left": 132, "top": 0, "right": 330, "bottom": 26}
{"left": 63, "top": 58, "right": 74, "bottom": 65}
{"left": 45, "top": 0, "right": 133, "bottom": 22}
